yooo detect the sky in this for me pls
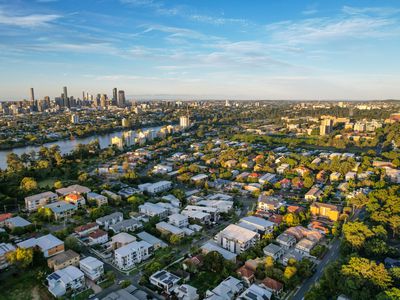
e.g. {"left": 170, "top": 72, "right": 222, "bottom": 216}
{"left": 1, "top": 0, "right": 400, "bottom": 100}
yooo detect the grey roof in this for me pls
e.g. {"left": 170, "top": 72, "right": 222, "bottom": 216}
{"left": 136, "top": 231, "right": 167, "bottom": 248}
{"left": 45, "top": 201, "right": 76, "bottom": 214}
{"left": 6, "top": 216, "right": 31, "bottom": 227}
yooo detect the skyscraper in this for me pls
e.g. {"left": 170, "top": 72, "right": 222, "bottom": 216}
{"left": 113, "top": 88, "right": 118, "bottom": 105}
{"left": 100, "top": 94, "right": 107, "bottom": 108}
{"left": 118, "top": 90, "right": 126, "bottom": 107}
{"left": 62, "top": 86, "right": 69, "bottom": 108}
{"left": 30, "top": 88, "right": 35, "bottom": 101}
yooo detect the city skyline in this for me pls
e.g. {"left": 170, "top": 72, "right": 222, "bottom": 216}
{"left": 1, "top": 0, "right": 400, "bottom": 100}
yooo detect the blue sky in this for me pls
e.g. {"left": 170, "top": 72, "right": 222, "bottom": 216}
{"left": 1, "top": 0, "right": 400, "bottom": 100}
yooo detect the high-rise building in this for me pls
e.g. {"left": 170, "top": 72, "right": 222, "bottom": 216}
{"left": 113, "top": 88, "right": 118, "bottom": 105}
{"left": 118, "top": 90, "right": 126, "bottom": 107}
{"left": 100, "top": 94, "right": 107, "bottom": 108}
{"left": 30, "top": 88, "right": 35, "bottom": 101}
{"left": 71, "top": 114, "right": 79, "bottom": 124}
{"left": 62, "top": 86, "right": 69, "bottom": 108}
{"left": 180, "top": 116, "right": 190, "bottom": 128}
{"left": 122, "top": 118, "right": 130, "bottom": 127}
{"left": 320, "top": 119, "right": 333, "bottom": 136}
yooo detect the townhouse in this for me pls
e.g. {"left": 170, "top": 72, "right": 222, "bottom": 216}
{"left": 168, "top": 214, "right": 189, "bottom": 228}
{"left": 150, "top": 270, "right": 181, "bottom": 294}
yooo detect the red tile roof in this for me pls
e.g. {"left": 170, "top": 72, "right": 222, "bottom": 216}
{"left": 262, "top": 277, "right": 284, "bottom": 292}
{"left": 0, "top": 213, "right": 12, "bottom": 223}
{"left": 236, "top": 266, "right": 255, "bottom": 279}
{"left": 89, "top": 229, "right": 107, "bottom": 239}
{"left": 75, "top": 222, "right": 98, "bottom": 233}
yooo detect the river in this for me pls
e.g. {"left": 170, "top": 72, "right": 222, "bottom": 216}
{"left": 0, "top": 126, "right": 162, "bottom": 170}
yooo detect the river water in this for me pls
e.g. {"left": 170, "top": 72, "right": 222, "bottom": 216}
{"left": 0, "top": 126, "right": 161, "bottom": 170}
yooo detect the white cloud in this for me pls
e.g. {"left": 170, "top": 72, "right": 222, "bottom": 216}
{"left": 342, "top": 6, "right": 400, "bottom": 16}
{"left": 0, "top": 8, "right": 61, "bottom": 27}
{"left": 265, "top": 16, "right": 398, "bottom": 44}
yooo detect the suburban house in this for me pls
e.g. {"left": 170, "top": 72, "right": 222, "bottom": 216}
{"left": 109, "top": 219, "right": 142, "bottom": 233}
{"left": 236, "top": 265, "right": 255, "bottom": 287}
{"left": 114, "top": 241, "right": 153, "bottom": 270}
{"left": 45, "top": 201, "right": 77, "bottom": 221}
{"left": 239, "top": 284, "right": 272, "bottom": 300}
{"left": 25, "top": 191, "right": 58, "bottom": 212}
{"left": 74, "top": 222, "right": 99, "bottom": 237}
{"left": 310, "top": 202, "right": 340, "bottom": 221}
{"left": 56, "top": 184, "right": 91, "bottom": 197}
{"left": 257, "top": 195, "right": 284, "bottom": 212}
{"left": 201, "top": 241, "right": 237, "bottom": 262}
{"left": 175, "top": 284, "right": 199, "bottom": 300}
{"left": 262, "top": 277, "right": 284, "bottom": 296}
{"left": 295, "top": 238, "right": 317, "bottom": 256}
{"left": 64, "top": 193, "right": 86, "bottom": 207}
{"left": 263, "top": 243, "right": 285, "bottom": 260}
{"left": 88, "top": 229, "right": 108, "bottom": 245}
{"left": 156, "top": 222, "right": 185, "bottom": 238}
{"left": 304, "top": 186, "right": 323, "bottom": 201}
{"left": 205, "top": 276, "right": 244, "bottom": 300}
{"left": 276, "top": 233, "right": 296, "bottom": 249}
{"left": 214, "top": 224, "right": 260, "bottom": 254}
{"left": 150, "top": 270, "right": 181, "bottom": 294}
{"left": 136, "top": 231, "right": 168, "bottom": 250}
{"left": 0, "top": 213, "right": 12, "bottom": 227}
{"left": 96, "top": 212, "right": 123, "bottom": 230}
{"left": 86, "top": 192, "right": 108, "bottom": 206}
{"left": 47, "top": 249, "right": 80, "bottom": 271}
{"left": 79, "top": 256, "right": 104, "bottom": 281}
{"left": 4, "top": 216, "right": 31, "bottom": 229}
{"left": 47, "top": 266, "right": 85, "bottom": 297}
{"left": 18, "top": 234, "right": 64, "bottom": 257}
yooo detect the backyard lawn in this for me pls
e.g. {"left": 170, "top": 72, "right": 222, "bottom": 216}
{"left": 0, "top": 269, "right": 52, "bottom": 300}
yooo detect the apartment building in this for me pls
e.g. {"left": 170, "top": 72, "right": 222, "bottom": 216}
{"left": 79, "top": 256, "right": 104, "bottom": 281}
{"left": 96, "top": 212, "right": 123, "bottom": 230}
{"left": 114, "top": 241, "right": 153, "bottom": 270}
{"left": 139, "top": 202, "right": 169, "bottom": 220}
{"left": 168, "top": 214, "right": 189, "bottom": 228}
{"left": 25, "top": 191, "right": 58, "bottom": 212}
{"left": 310, "top": 202, "right": 340, "bottom": 221}
{"left": 18, "top": 234, "right": 64, "bottom": 258}
{"left": 47, "top": 249, "right": 80, "bottom": 271}
{"left": 150, "top": 270, "right": 181, "bottom": 294}
{"left": 47, "top": 266, "right": 85, "bottom": 297}
{"left": 214, "top": 224, "right": 260, "bottom": 254}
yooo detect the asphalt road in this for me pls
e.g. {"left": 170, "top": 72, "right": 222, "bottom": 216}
{"left": 292, "top": 238, "right": 340, "bottom": 300}
{"left": 291, "top": 208, "right": 364, "bottom": 300}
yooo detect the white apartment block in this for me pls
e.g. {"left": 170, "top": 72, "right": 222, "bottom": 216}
{"left": 184, "top": 205, "right": 219, "bottom": 222}
{"left": 47, "top": 266, "right": 85, "bottom": 298}
{"left": 215, "top": 224, "right": 260, "bottom": 254}
{"left": 139, "top": 202, "right": 169, "bottom": 219}
{"left": 138, "top": 181, "right": 172, "bottom": 194}
{"left": 25, "top": 191, "right": 58, "bottom": 212}
{"left": 79, "top": 256, "right": 104, "bottom": 281}
{"left": 168, "top": 214, "right": 189, "bottom": 228}
{"left": 114, "top": 241, "right": 153, "bottom": 270}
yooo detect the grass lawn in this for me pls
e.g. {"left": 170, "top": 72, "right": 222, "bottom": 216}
{"left": 189, "top": 271, "right": 224, "bottom": 296}
{"left": 0, "top": 269, "right": 52, "bottom": 300}
{"left": 99, "top": 279, "right": 114, "bottom": 289}
{"left": 72, "top": 288, "right": 94, "bottom": 300}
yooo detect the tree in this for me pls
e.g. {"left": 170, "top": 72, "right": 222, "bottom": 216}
{"left": 342, "top": 221, "right": 374, "bottom": 249}
{"left": 54, "top": 180, "right": 63, "bottom": 189}
{"left": 265, "top": 256, "right": 274, "bottom": 268}
{"left": 20, "top": 177, "right": 38, "bottom": 192}
{"left": 377, "top": 288, "right": 400, "bottom": 300}
{"left": 203, "top": 251, "right": 224, "bottom": 273}
{"left": 284, "top": 265, "right": 297, "bottom": 280}
{"left": 64, "top": 236, "right": 82, "bottom": 253}
{"left": 341, "top": 257, "right": 393, "bottom": 291}
{"left": 37, "top": 207, "right": 53, "bottom": 222}
{"left": 78, "top": 172, "right": 89, "bottom": 182}
{"left": 6, "top": 247, "right": 33, "bottom": 268}
{"left": 169, "top": 234, "right": 181, "bottom": 245}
